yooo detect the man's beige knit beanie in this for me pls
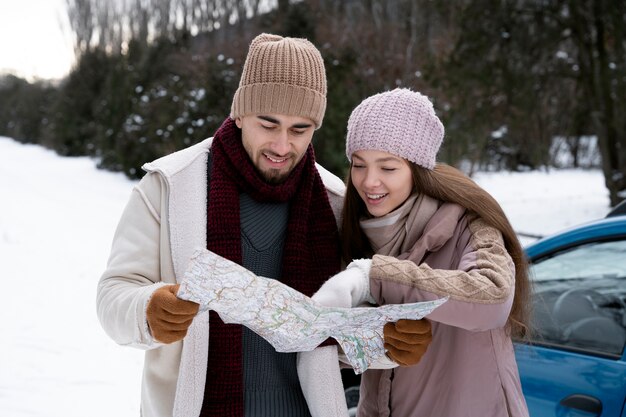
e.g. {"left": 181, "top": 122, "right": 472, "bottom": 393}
{"left": 230, "top": 33, "right": 327, "bottom": 128}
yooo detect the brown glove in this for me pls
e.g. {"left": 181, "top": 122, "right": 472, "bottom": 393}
{"left": 146, "top": 284, "right": 199, "bottom": 344}
{"left": 383, "top": 319, "right": 432, "bottom": 366}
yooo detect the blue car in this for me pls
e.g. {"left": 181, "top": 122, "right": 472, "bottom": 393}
{"left": 516, "top": 201, "right": 626, "bottom": 417}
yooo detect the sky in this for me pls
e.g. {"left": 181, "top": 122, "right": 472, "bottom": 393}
{"left": 0, "top": 136, "right": 612, "bottom": 416}
{"left": 0, "top": 0, "right": 74, "bottom": 81}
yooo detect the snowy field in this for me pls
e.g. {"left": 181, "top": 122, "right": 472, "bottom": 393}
{"left": 0, "top": 136, "right": 612, "bottom": 417}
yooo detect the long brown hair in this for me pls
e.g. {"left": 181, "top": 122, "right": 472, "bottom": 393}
{"left": 340, "top": 161, "right": 532, "bottom": 338}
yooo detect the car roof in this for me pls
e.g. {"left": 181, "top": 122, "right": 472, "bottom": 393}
{"left": 606, "top": 199, "right": 626, "bottom": 217}
{"left": 525, "top": 213, "right": 626, "bottom": 260}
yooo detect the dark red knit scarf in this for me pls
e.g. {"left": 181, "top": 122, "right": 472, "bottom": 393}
{"left": 200, "top": 117, "right": 341, "bottom": 417}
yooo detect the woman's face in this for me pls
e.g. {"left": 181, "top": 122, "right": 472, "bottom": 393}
{"left": 350, "top": 149, "right": 413, "bottom": 217}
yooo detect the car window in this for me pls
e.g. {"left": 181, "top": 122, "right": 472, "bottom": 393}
{"left": 529, "top": 239, "right": 626, "bottom": 356}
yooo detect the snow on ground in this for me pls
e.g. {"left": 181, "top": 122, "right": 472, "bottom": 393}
{"left": 474, "top": 169, "right": 611, "bottom": 245}
{"left": 0, "top": 138, "right": 142, "bottom": 417}
{"left": 0, "top": 136, "right": 611, "bottom": 416}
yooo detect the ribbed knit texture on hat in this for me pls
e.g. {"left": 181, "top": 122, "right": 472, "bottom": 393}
{"left": 346, "top": 88, "right": 444, "bottom": 170}
{"left": 231, "top": 33, "right": 327, "bottom": 128}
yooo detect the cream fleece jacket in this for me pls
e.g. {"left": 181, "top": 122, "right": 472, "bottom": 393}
{"left": 96, "top": 137, "right": 349, "bottom": 417}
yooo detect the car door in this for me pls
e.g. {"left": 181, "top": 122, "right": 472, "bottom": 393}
{"left": 515, "top": 237, "right": 626, "bottom": 417}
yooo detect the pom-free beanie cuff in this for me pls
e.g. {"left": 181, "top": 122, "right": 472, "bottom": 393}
{"left": 231, "top": 83, "right": 326, "bottom": 129}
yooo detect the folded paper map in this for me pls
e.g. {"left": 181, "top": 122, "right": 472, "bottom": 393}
{"left": 177, "top": 248, "right": 446, "bottom": 374}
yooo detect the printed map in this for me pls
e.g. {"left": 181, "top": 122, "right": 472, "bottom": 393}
{"left": 177, "top": 248, "right": 446, "bottom": 374}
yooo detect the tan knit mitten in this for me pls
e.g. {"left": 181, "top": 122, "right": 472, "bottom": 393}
{"left": 146, "top": 284, "right": 199, "bottom": 344}
{"left": 383, "top": 319, "right": 432, "bottom": 366}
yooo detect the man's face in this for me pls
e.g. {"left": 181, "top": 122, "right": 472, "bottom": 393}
{"left": 235, "top": 114, "right": 315, "bottom": 184}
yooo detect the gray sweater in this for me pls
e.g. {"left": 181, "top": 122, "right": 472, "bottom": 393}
{"left": 240, "top": 192, "right": 311, "bottom": 417}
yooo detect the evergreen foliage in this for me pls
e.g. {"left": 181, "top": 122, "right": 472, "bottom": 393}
{"left": 0, "top": 0, "right": 624, "bottom": 203}
{"left": 0, "top": 75, "right": 57, "bottom": 145}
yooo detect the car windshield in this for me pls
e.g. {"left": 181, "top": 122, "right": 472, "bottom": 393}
{"left": 529, "top": 239, "right": 626, "bottom": 356}
{"left": 532, "top": 239, "right": 626, "bottom": 283}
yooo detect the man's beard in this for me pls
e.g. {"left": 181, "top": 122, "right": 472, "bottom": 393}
{"left": 255, "top": 151, "right": 303, "bottom": 184}
{"left": 260, "top": 167, "right": 291, "bottom": 184}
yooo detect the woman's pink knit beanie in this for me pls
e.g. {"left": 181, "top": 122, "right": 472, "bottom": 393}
{"left": 346, "top": 88, "right": 444, "bottom": 170}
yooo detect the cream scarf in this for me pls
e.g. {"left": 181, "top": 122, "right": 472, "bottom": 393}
{"left": 360, "top": 193, "right": 440, "bottom": 258}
